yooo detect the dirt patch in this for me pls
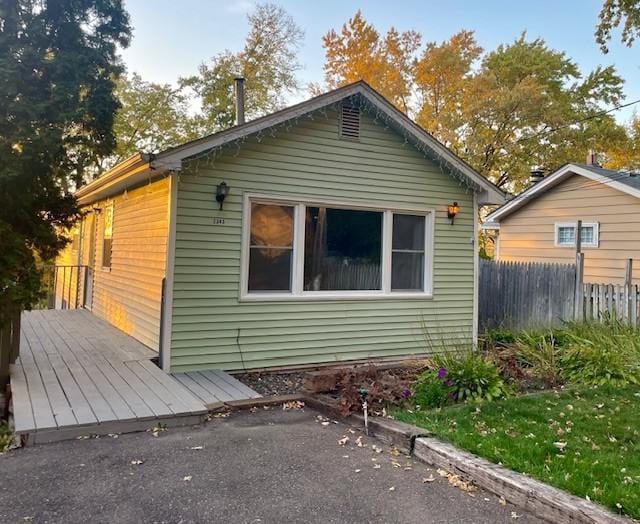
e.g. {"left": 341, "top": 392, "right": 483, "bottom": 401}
{"left": 235, "top": 371, "right": 306, "bottom": 396}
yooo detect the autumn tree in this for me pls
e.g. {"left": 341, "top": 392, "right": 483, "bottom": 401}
{"left": 319, "top": 12, "right": 629, "bottom": 192}
{"left": 0, "top": 0, "right": 131, "bottom": 320}
{"left": 605, "top": 113, "right": 640, "bottom": 169}
{"left": 596, "top": 0, "right": 640, "bottom": 52}
{"left": 184, "top": 3, "right": 304, "bottom": 133}
{"left": 109, "top": 73, "right": 200, "bottom": 168}
{"left": 322, "top": 10, "right": 420, "bottom": 112}
{"left": 414, "top": 30, "right": 482, "bottom": 148}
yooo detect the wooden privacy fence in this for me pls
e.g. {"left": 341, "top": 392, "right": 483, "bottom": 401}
{"left": 480, "top": 258, "right": 639, "bottom": 330}
{"left": 479, "top": 259, "right": 577, "bottom": 330}
{"left": 582, "top": 282, "right": 640, "bottom": 326}
{"left": 0, "top": 303, "right": 21, "bottom": 389}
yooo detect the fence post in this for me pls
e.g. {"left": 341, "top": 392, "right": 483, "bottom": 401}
{"left": 9, "top": 308, "right": 21, "bottom": 364}
{"left": 625, "top": 259, "right": 633, "bottom": 324}
{"left": 574, "top": 252, "right": 584, "bottom": 321}
{"left": 0, "top": 320, "right": 10, "bottom": 390}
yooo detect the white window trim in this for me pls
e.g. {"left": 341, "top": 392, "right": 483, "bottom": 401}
{"left": 100, "top": 202, "right": 115, "bottom": 271}
{"left": 240, "top": 192, "right": 435, "bottom": 301}
{"left": 554, "top": 221, "right": 599, "bottom": 248}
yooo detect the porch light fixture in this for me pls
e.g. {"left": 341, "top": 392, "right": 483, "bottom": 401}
{"left": 447, "top": 202, "right": 459, "bottom": 224}
{"left": 216, "top": 182, "right": 230, "bottom": 210}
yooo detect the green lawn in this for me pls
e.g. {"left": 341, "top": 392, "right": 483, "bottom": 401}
{"left": 394, "top": 386, "right": 640, "bottom": 518}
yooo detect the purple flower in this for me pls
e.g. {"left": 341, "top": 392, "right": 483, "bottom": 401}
{"left": 437, "top": 368, "right": 447, "bottom": 378}
{"left": 401, "top": 387, "right": 412, "bottom": 399}
{"left": 448, "top": 392, "right": 457, "bottom": 400}
{"left": 443, "top": 379, "right": 454, "bottom": 387}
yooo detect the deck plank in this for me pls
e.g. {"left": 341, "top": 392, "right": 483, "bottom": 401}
{"left": 172, "top": 373, "right": 222, "bottom": 404}
{"left": 21, "top": 361, "right": 57, "bottom": 431}
{"left": 138, "top": 361, "right": 207, "bottom": 414}
{"left": 46, "top": 355, "right": 98, "bottom": 426}
{"left": 210, "top": 370, "right": 263, "bottom": 399}
{"left": 185, "top": 372, "right": 236, "bottom": 402}
{"left": 9, "top": 364, "right": 36, "bottom": 433}
{"left": 10, "top": 310, "right": 266, "bottom": 442}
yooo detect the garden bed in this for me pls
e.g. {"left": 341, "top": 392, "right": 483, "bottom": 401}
{"left": 393, "top": 385, "right": 640, "bottom": 519}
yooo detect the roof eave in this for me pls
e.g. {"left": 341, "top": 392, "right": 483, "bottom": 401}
{"left": 75, "top": 153, "right": 153, "bottom": 205}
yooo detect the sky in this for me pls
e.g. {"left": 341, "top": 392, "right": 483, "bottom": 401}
{"left": 120, "top": 0, "right": 640, "bottom": 122}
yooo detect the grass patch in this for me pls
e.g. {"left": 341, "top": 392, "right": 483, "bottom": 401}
{"left": 394, "top": 386, "right": 640, "bottom": 518}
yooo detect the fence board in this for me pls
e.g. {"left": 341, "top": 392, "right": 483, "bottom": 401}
{"left": 480, "top": 259, "right": 640, "bottom": 331}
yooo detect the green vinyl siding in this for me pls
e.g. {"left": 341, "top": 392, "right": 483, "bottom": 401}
{"left": 170, "top": 107, "right": 475, "bottom": 371}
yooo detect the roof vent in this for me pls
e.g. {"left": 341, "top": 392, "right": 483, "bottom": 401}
{"left": 340, "top": 104, "right": 360, "bottom": 140}
{"left": 530, "top": 167, "right": 545, "bottom": 186}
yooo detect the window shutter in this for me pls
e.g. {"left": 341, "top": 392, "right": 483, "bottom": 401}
{"left": 340, "top": 105, "right": 360, "bottom": 140}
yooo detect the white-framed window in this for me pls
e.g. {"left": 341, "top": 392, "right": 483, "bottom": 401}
{"left": 241, "top": 194, "right": 434, "bottom": 300}
{"left": 102, "top": 203, "right": 114, "bottom": 269}
{"left": 554, "top": 222, "right": 599, "bottom": 248}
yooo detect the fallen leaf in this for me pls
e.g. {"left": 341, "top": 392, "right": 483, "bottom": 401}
{"left": 183, "top": 476, "right": 192, "bottom": 482}
{"left": 511, "top": 511, "right": 521, "bottom": 519}
{"left": 372, "top": 445, "right": 383, "bottom": 454}
{"left": 338, "top": 436, "right": 350, "bottom": 446}
{"left": 392, "top": 461, "right": 401, "bottom": 468}
{"left": 321, "top": 421, "right": 330, "bottom": 426}
{"left": 499, "top": 496, "right": 507, "bottom": 506}
{"left": 355, "top": 436, "right": 365, "bottom": 447}
{"left": 373, "top": 464, "right": 381, "bottom": 469}
{"left": 422, "top": 475, "right": 435, "bottom": 483}
{"left": 282, "top": 400, "right": 304, "bottom": 410}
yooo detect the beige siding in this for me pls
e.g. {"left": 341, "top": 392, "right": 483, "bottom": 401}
{"left": 170, "top": 108, "right": 476, "bottom": 371}
{"left": 79, "top": 177, "right": 169, "bottom": 349}
{"left": 498, "top": 174, "right": 640, "bottom": 284}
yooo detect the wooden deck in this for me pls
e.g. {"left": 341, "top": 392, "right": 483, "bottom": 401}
{"left": 11, "top": 310, "right": 260, "bottom": 444}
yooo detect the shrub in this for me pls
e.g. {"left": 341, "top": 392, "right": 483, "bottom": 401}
{"left": 515, "top": 330, "right": 563, "bottom": 387}
{"left": 560, "top": 320, "right": 640, "bottom": 386}
{"left": 411, "top": 350, "right": 509, "bottom": 408}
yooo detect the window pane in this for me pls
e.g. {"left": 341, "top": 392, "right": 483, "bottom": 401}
{"left": 391, "top": 252, "right": 424, "bottom": 291}
{"left": 248, "top": 248, "right": 292, "bottom": 291}
{"left": 250, "top": 203, "right": 293, "bottom": 247}
{"left": 392, "top": 214, "right": 425, "bottom": 250}
{"left": 558, "top": 226, "right": 575, "bottom": 245}
{"left": 581, "top": 226, "right": 594, "bottom": 245}
{"left": 248, "top": 203, "right": 294, "bottom": 292}
{"left": 304, "top": 207, "right": 382, "bottom": 291}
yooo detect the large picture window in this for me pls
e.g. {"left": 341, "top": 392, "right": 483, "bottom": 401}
{"left": 242, "top": 196, "right": 434, "bottom": 299}
{"left": 304, "top": 207, "right": 382, "bottom": 291}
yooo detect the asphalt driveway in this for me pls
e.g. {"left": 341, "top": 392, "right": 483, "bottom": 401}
{"left": 0, "top": 408, "right": 542, "bottom": 523}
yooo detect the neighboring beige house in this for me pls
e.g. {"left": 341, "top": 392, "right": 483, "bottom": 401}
{"left": 484, "top": 162, "right": 640, "bottom": 285}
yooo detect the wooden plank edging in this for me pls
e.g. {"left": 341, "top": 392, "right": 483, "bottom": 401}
{"left": 413, "top": 437, "right": 630, "bottom": 524}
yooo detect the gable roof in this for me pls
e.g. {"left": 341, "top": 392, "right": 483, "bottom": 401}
{"left": 76, "top": 81, "right": 504, "bottom": 205}
{"left": 484, "top": 163, "right": 640, "bottom": 227}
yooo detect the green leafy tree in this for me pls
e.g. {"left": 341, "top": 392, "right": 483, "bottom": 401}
{"left": 460, "top": 35, "right": 627, "bottom": 191}
{"left": 0, "top": 0, "right": 131, "bottom": 321}
{"left": 184, "top": 3, "right": 304, "bottom": 133}
{"left": 108, "top": 73, "right": 200, "bottom": 168}
{"left": 596, "top": 0, "right": 640, "bottom": 52}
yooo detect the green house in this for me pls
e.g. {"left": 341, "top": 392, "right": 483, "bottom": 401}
{"left": 66, "top": 81, "right": 504, "bottom": 373}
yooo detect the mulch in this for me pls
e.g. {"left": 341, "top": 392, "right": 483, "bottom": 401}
{"left": 235, "top": 371, "right": 306, "bottom": 396}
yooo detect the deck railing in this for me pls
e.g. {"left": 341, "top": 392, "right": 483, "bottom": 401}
{"left": 40, "top": 265, "right": 90, "bottom": 310}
